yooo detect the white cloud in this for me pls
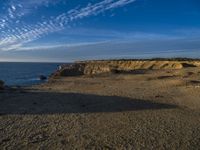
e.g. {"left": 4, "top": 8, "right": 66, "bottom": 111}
{"left": 0, "top": 0, "right": 137, "bottom": 51}
{"left": 11, "top": 5, "right": 16, "bottom": 11}
{"left": 0, "top": 0, "right": 58, "bottom": 30}
{"left": 16, "top": 41, "right": 110, "bottom": 51}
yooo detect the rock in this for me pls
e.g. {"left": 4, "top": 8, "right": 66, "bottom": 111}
{"left": 39, "top": 75, "right": 47, "bottom": 80}
{"left": 0, "top": 80, "right": 4, "bottom": 90}
{"left": 52, "top": 63, "right": 85, "bottom": 77}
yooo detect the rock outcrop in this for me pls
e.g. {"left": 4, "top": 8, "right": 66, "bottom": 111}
{"left": 0, "top": 80, "right": 5, "bottom": 90}
{"left": 51, "top": 59, "right": 200, "bottom": 78}
{"left": 51, "top": 63, "right": 85, "bottom": 78}
{"left": 39, "top": 75, "right": 47, "bottom": 80}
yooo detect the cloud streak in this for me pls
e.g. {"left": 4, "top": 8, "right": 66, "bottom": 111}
{"left": 0, "top": 0, "right": 54, "bottom": 29}
{"left": 0, "top": 0, "right": 136, "bottom": 51}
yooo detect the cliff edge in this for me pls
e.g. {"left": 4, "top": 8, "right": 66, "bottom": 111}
{"left": 51, "top": 59, "right": 200, "bottom": 77}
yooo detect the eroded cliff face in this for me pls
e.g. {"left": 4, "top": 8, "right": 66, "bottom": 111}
{"left": 51, "top": 60, "right": 200, "bottom": 77}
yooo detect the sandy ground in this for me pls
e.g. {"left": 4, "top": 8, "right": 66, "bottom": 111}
{"left": 0, "top": 67, "right": 200, "bottom": 149}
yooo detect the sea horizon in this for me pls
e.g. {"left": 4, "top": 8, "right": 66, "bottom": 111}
{"left": 0, "top": 62, "right": 64, "bottom": 86}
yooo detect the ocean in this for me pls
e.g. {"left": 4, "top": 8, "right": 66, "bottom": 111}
{"left": 0, "top": 62, "right": 63, "bottom": 86}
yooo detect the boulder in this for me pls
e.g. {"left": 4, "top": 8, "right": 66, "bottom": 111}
{"left": 39, "top": 75, "right": 47, "bottom": 80}
{"left": 0, "top": 80, "right": 5, "bottom": 90}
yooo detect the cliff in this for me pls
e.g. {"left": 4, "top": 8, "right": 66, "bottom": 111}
{"left": 51, "top": 59, "right": 200, "bottom": 77}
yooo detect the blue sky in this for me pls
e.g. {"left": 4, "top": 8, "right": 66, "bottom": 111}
{"left": 0, "top": 0, "right": 200, "bottom": 62}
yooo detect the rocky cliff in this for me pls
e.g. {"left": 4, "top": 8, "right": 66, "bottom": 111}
{"left": 51, "top": 59, "right": 200, "bottom": 77}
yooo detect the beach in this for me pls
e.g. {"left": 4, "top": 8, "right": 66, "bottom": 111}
{"left": 0, "top": 61, "right": 200, "bottom": 149}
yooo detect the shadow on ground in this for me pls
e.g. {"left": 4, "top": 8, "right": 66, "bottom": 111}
{"left": 0, "top": 92, "right": 177, "bottom": 115}
{"left": 112, "top": 69, "right": 148, "bottom": 75}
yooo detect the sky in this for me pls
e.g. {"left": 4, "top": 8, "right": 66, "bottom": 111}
{"left": 0, "top": 0, "right": 200, "bottom": 62}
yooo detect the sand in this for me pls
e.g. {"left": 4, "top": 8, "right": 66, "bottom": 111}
{"left": 0, "top": 67, "right": 200, "bottom": 149}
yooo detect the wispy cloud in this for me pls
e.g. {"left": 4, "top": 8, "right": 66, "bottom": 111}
{"left": 1, "top": 38, "right": 200, "bottom": 62}
{"left": 16, "top": 41, "right": 110, "bottom": 51}
{"left": 0, "top": 0, "right": 136, "bottom": 51}
{"left": 0, "top": 0, "right": 55, "bottom": 29}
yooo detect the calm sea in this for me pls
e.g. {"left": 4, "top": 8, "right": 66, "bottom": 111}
{"left": 0, "top": 62, "right": 63, "bottom": 86}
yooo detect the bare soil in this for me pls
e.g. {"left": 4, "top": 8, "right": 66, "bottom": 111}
{"left": 0, "top": 67, "right": 200, "bottom": 149}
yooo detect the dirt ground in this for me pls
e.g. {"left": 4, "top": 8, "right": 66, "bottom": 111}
{"left": 0, "top": 68, "right": 200, "bottom": 149}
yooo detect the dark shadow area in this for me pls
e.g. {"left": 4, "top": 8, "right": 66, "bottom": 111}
{"left": 147, "top": 75, "right": 178, "bottom": 81}
{"left": 111, "top": 69, "right": 148, "bottom": 75}
{"left": 188, "top": 80, "right": 200, "bottom": 84}
{"left": 0, "top": 92, "right": 177, "bottom": 115}
{"left": 157, "top": 75, "right": 176, "bottom": 79}
{"left": 181, "top": 63, "right": 197, "bottom": 68}
{"left": 88, "top": 69, "right": 148, "bottom": 78}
